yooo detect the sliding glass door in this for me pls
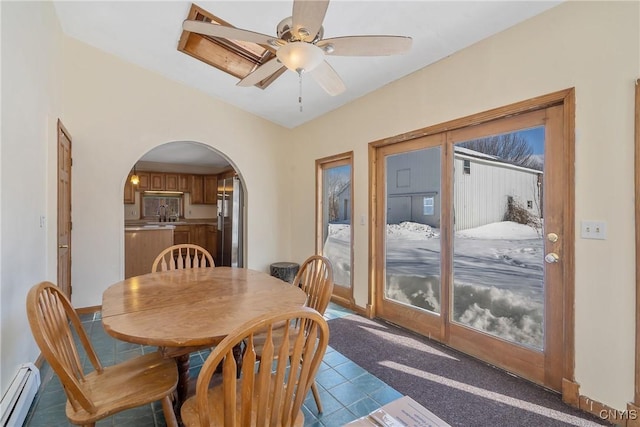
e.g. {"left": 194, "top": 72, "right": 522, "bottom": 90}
{"left": 373, "top": 104, "right": 570, "bottom": 391}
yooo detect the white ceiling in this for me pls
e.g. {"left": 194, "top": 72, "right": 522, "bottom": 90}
{"left": 135, "top": 141, "right": 233, "bottom": 173}
{"left": 52, "top": 0, "right": 561, "bottom": 167}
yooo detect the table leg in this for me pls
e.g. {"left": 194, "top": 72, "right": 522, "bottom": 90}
{"left": 233, "top": 342, "right": 243, "bottom": 377}
{"left": 175, "top": 353, "right": 190, "bottom": 406}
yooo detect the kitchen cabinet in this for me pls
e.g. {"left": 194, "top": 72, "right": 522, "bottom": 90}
{"left": 191, "top": 175, "right": 204, "bottom": 204}
{"left": 124, "top": 175, "right": 135, "bottom": 204}
{"left": 204, "top": 175, "right": 217, "bottom": 205}
{"left": 178, "top": 174, "right": 191, "bottom": 192}
{"left": 124, "top": 171, "right": 211, "bottom": 201}
{"left": 206, "top": 225, "right": 217, "bottom": 263}
{"left": 137, "top": 172, "right": 150, "bottom": 190}
{"left": 172, "top": 223, "right": 216, "bottom": 262}
{"left": 193, "top": 224, "right": 208, "bottom": 250}
{"left": 173, "top": 225, "right": 191, "bottom": 245}
{"left": 150, "top": 173, "right": 165, "bottom": 191}
{"left": 165, "top": 174, "right": 179, "bottom": 191}
{"left": 124, "top": 227, "right": 174, "bottom": 278}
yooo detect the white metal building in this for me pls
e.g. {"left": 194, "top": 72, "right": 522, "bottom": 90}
{"left": 385, "top": 146, "right": 542, "bottom": 231}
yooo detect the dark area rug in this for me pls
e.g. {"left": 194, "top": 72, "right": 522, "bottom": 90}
{"left": 328, "top": 314, "right": 608, "bottom": 427}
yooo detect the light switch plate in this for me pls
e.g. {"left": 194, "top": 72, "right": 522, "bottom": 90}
{"left": 581, "top": 220, "right": 606, "bottom": 240}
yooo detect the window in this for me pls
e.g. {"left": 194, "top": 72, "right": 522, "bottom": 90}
{"left": 177, "top": 4, "right": 282, "bottom": 89}
{"left": 463, "top": 159, "right": 471, "bottom": 174}
{"left": 316, "top": 152, "right": 354, "bottom": 304}
{"left": 527, "top": 200, "right": 533, "bottom": 209}
{"left": 142, "top": 195, "right": 182, "bottom": 220}
{"left": 423, "top": 196, "right": 435, "bottom": 216}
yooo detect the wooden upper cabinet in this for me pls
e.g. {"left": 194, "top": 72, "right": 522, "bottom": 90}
{"left": 124, "top": 175, "right": 135, "bottom": 204}
{"left": 137, "top": 172, "right": 150, "bottom": 190}
{"left": 204, "top": 175, "right": 217, "bottom": 205}
{"left": 191, "top": 175, "right": 204, "bottom": 204}
{"left": 178, "top": 174, "right": 191, "bottom": 192}
{"left": 150, "top": 173, "right": 165, "bottom": 191}
{"left": 125, "top": 171, "right": 201, "bottom": 197}
{"left": 165, "top": 174, "right": 179, "bottom": 191}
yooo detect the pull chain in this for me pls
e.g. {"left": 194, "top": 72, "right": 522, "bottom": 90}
{"left": 297, "top": 68, "right": 303, "bottom": 112}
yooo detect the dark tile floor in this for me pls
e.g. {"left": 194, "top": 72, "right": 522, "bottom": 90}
{"left": 24, "top": 303, "right": 403, "bottom": 426}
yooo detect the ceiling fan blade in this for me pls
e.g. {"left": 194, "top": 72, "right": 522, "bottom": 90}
{"left": 292, "top": 0, "right": 330, "bottom": 42}
{"left": 237, "top": 57, "right": 285, "bottom": 87}
{"left": 183, "top": 20, "right": 275, "bottom": 46}
{"left": 309, "top": 60, "right": 346, "bottom": 96}
{"left": 318, "top": 35, "right": 412, "bottom": 56}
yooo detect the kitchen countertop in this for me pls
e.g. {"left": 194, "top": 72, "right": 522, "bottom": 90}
{"left": 125, "top": 225, "right": 176, "bottom": 231}
{"left": 125, "top": 219, "right": 216, "bottom": 227}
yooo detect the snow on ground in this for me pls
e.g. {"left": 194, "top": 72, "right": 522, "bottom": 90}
{"left": 456, "top": 221, "right": 541, "bottom": 240}
{"left": 325, "top": 220, "right": 545, "bottom": 349}
{"left": 386, "top": 222, "right": 438, "bottom": 240}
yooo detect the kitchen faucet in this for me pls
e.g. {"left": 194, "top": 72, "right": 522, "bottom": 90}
{"left": 157, "top": 204, "right": 167, "bottom": 222}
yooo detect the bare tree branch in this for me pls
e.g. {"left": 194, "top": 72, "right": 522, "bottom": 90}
{"left": 458, "top": 133, "right": 542, "bottom": 170}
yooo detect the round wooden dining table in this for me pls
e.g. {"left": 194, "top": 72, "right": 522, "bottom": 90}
{"left": 101, "top": 267, "right": 307, "bottom": 407}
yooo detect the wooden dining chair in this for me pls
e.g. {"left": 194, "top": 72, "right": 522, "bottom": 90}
{"left": 265, "top": 255, "right": 334, "bottom": 413}
{"left": 26, "top": 282, "right": 179, "bottom": 427}
{"left": 180, "top": 307, "right": 329, "bottom": 427}
{"left": 293, "top": 255, "right": 334, "bottom": 316}
{"left": 151, "top": 243, "right": 214, "bottom": 272}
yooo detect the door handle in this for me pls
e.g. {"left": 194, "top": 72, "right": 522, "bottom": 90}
{"left": 544, "top": 253, "right": 559, "bottom": 263}
{"left": 58, "top": 244, "right": 68, "bottom": 249}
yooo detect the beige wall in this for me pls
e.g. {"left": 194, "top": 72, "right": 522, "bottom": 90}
{"left": 0, "top": 0, "right": 64, "bottom": 396}
{"left": 60, "top": 36, "right": 293, "bottom": 308}
{"left": 288, "top": 0, "right": 639, "bottom": 411}
{"left": 2, "top": 0, "right": 639, "bottom": 415}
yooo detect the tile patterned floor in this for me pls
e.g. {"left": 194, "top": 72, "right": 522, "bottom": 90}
{"left": 24, "top": 303, "right": 402, "bottom": 426}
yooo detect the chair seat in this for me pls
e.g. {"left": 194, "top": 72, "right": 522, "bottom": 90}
{"left": 180, "top": 375, "right": 304, "bottom": 427}
{"left": 66, "top": 352, "right": 178, "bottom": 425}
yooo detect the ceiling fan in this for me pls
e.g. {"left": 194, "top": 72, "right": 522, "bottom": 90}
{"left": 182, "top": 0, "right": 412, "bottom": 97}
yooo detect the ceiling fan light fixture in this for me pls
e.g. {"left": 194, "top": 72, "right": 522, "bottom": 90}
{"left": 276, "top": 42, "right": 324, "bottom": 73}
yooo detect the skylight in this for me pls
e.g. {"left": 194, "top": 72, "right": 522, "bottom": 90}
{"left": 178, "top": 4, "right": 284, "bottom": 89}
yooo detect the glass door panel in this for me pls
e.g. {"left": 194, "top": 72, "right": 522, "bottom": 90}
{"left": 321, "top": 163, "right": 352, "bottom": 289}
{"left": 317, "top": 153, "right": 354, "bottom": 306}
{"left": 384, "top": 147, "right": 442, "bottom": 315}
{"left": 451, "top": 128, "right": 545, "bottom": 350}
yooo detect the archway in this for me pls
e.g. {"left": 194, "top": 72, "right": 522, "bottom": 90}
{"left": 123, "top": 141, "right": 247, "bottom": 277}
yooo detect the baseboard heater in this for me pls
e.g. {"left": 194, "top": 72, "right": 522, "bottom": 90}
{"left": 0, "top": 363, "right": 41, "bottom": 427}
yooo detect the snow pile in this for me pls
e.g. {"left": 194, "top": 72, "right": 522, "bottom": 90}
{"left": 386, "top": 222, "right": 438, "bottom": 240}
{"left": 328, "top": 223, "right": 351, "bottom": 239}
{"left": 456, "top": 221, "right": 540, "bottom": 240}
{"left": 453, "top": 283, "right": 543, "bottom": 348}
{"left": 329, "top": 221, "right": 439, "bottom": 240}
